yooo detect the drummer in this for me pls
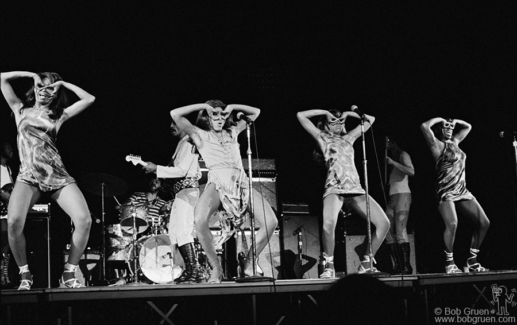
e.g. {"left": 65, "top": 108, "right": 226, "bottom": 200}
{"left": 120, "top": 177, "right": 168, "bottom": 232}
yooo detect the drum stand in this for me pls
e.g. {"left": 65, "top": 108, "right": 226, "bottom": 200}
{"left": 236, "top": 121, "right": 274, "bottom": 283}
{"left": 100, "top": 182, "right": 107, "bottom": 285}
{"left": 125, "top": 204, "right": 148, "bottom": 286}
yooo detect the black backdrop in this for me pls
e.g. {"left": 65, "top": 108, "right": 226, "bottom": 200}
{"left": 1, "top": 2, "right": 516, "bottom": 277}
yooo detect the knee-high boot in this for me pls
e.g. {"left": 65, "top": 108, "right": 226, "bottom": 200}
{"left": 177, "top": 243, "right": 203, "bottom": 283}
{"left": 387, "top": 244, "right": 401, "bottom": 275}
{"left": 399, "top": 242, "right": 413, "bottom": 274}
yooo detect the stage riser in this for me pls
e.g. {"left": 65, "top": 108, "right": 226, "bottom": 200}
{"left": 3, "top": 272, "right": 516, "bottom": 325}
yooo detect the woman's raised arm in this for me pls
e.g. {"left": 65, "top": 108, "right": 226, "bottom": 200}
{"left": 346, "top": 111, "right": 375, "bottom": 140}
{"left": 226, "top": 104, "right": 261, "bottom": 134}
{"left": 0, "top": 71, "right": 42, "bottom": 112}
{"left": 296, "top": 109, "right": 333, "bottom": 141}
{"left": 57, "top": 81, "right": 95, "bottom": 121}
{"left": 170, "top": 103, "right": 211, "bottom": 145}
{"left": 451, "top": 119, "right": 472, "bottom": 143}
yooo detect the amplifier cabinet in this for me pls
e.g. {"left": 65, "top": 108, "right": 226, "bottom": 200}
{"left": 25, "top": 206, "right": 51, "bottom": 288}
{"left": 242, "top": 159, "right": 276, "bottom": 172}
{"left": 280, "top": 214, "right": 321, "bottom": 279}
{"left": 250, "top": 180, "right": 278, "bottom": 212}
{"left": 242, "top": 158, "right": 278, "bottom": 212}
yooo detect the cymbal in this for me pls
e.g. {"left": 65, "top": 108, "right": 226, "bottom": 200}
{"left": 80, "top": 173, "right": 127, "bottom": 197}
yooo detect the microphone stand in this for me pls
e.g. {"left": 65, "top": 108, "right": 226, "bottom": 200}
{"left": 512, "top": 134, "right": 517, "bottom": 225}
{"left": 236, "top": 121, "right": 274, "bottom": 283}
{"left": 513, "top": 135, "right": 517, "bottom": 181}
{"left": 359, "top": 116, "right": 374, "bottom": 273}
{"left": 100, "top": 182, "right": 107, "bottom": 284}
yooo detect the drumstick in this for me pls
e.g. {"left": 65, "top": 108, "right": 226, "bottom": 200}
{"left": 113, "top": 196, "right": 122, "bottom": 206}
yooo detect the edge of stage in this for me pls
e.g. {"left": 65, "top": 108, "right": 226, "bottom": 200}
{"left": 2, "top": 270, "right": 516, "bottom": 325}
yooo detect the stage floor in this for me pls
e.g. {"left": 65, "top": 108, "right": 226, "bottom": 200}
{"left": 2, "top": 271, "right": 516, "bottom": 325}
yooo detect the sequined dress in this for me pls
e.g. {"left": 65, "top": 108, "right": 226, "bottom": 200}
{"left": 196, "top": 127, "right": 249, "bottom": 227}
{"left": 320, "top": 131, "right": 365, "bottom": 198}
{"left": 436, "top": 141, "right": 474, "bottom": 202}
{"left": 16, "top": 107, "right": 75, "bottom": 191}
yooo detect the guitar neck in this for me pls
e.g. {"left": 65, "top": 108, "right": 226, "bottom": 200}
{"left": 126, "top": 155, "right": 148, "bottom": 166}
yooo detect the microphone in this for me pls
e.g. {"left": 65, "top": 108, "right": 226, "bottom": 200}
{"left": 351, "top": 105, "right": 365, "bottom": 117}
{"left": 499, "top": 131, "right": 517, "bottom": 138}
{"left": 292, "top": 226, "right": 302, "bottom": 236}
{"left": 91, "top": 214, "right": 101, "bottom": 224}
{"left": 236, "top": 112, "right": 254, "bottom": 124}
{"left": 351, "top": 105, "right": 370, "bottom": 122}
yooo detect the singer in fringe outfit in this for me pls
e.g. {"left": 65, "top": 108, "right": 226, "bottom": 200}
{"left": 421, "top": 117, "right": 490, "bottom": 274}
{"left": 297, "top": 107, "right": 389, "bottom": 278}
{"left": 170, "top": 100, "right": 278, "bottom": 283}
{"left": 1, "top": 71, "right": 95, "bottom": 289}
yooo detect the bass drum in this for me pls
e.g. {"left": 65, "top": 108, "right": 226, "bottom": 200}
{"left": 130, "top": 234, "right": 183, "bottom": 284}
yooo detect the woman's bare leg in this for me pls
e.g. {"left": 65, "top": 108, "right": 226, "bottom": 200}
{"left": 7, "top": 182, "right": 41, "bottom": 268}
{"left": 456, "top": 199, "right": 490, "bottom": 249}
{"left": 7, "top": 182, "right": 41, "bottom": 286}
{"left": 456, "top": 198, "right": 490, "bottom": 270}
{"left": 438, "top": 201, "right": 458, "bottom": 253}
{"left": 321, "top": 194, "right": 344, "bottom": 258}
{"left": 350, "top": 195, "right": 390, "bottom": 257}
{"left": 194, "top": 183, "right": 222, "bottom": 282}
{"left": 247, "top": 189, "right": 278, "bottom": 256}
{"left": 52, "top": 183, "right": 91, "bottom": 282}
{"left": 244, "top": 189, "right": 278, "bottom": 275}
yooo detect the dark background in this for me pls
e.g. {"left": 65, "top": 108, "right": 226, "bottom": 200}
{"left": 1, "top": 2, "right": 516, "bottom": 278}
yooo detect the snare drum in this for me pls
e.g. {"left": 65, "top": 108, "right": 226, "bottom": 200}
{"left": 129, "top": 234, "right": 183, "bottom": 284}
{"left": 120, "top": 204, "right": 148, "bottom": 235}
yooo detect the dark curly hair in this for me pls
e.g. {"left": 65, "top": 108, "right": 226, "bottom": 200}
{"left": 316, "top": 109, "right": 343, "bottom": 132}
{"left": 313, "top": 109, "right": 344, "bottom": 165}
{"left": 195, "top": 99, "right": 236, "bottom": 131}
{"left": 21, "top": 72, "right": 69, "bottom": 119}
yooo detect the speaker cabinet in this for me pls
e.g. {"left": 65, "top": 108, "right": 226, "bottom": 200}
{"left": 242, "top": 158, "right": 278, "bottom": 212}
{"left": 344, "top": 234, "right": 416, "bottom": 275}
{"left": 280, "top": 214, "right": 321, "bottom": 279}
{"left": 251, "top": 181, "right": 278, "bottom": 212}
{"left": 235, "top": 230, "right": 281, "bottom": 279}
{"left": 24, "top": 216, "right": 51, "bottom": 288}
{"left": 63, "top": 250, "right": 101, "bottom": 286}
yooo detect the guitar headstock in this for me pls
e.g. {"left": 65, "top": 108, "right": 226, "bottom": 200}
{"left": 125, "top": 154, "right": 147, "bottom": 166}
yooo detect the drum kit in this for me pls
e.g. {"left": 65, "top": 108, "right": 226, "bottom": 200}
{"left": 80, "top": 173, "right": 183, "bottom": 285}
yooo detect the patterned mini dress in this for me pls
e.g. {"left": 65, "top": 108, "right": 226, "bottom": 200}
{"left": 196, "top": 127, "right": 249, "bottom": 228}
{"left": 436, "top": 141, "right": 474, "bottom": 203}
{"left": 320, "top": 131, "right": 365, "bottom": 199}
{"left": 16, "top": 107, "right": 75, "bottom": 191}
